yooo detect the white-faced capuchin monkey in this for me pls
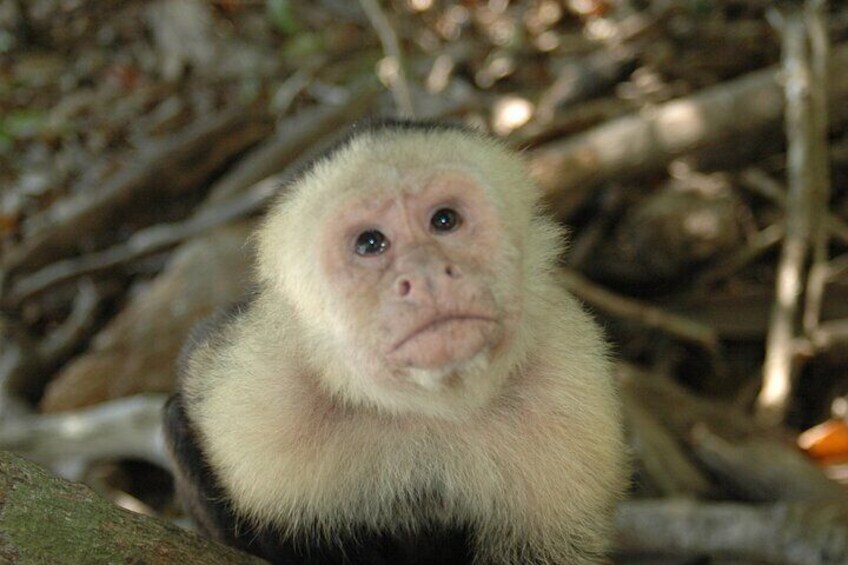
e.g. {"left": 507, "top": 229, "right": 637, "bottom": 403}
{"left": 164, "top": 120, "right": 628, "bottom": 564}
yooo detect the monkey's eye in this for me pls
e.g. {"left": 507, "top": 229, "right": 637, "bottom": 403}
{"left": 354, "top": 230, "right": 389, "bottom": 256}
{"left": 430, "top": 208, "right": 461, "bottom": 233}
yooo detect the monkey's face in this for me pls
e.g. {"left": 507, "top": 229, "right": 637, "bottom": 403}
{"left": 318, "top": 168, "right": 523, "bottom": 414}
{"left": 258, "top": 130, "right": 540, "bottom": 417}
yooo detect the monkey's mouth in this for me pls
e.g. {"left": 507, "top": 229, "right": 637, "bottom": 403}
{"left": 388, "top": 315, "right": 499, "bottom": 368}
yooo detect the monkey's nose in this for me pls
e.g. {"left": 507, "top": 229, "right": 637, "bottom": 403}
{"left": 398, "top": 279, "right": 413, "bottom": 297}
{"left": 396, "top": 275, "right": 428, "bottom": 298}
{"left": 444, "top": 264, "right": 461, "bottom": 278}
{"left": 395, "top": 263, "right": 461, "bottom": 299}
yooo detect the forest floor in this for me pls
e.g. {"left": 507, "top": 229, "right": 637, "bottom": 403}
{"left": 2, "top": 1, "right": 848, "bottom": 563}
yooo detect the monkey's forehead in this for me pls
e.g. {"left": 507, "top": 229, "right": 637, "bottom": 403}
{"left": 314, "top": 119, "right": 479, "bottom": 169}
{"left": 297, "top": 125, "right": 531, "bottom": 203}
{"left": 323, "top": 125, "right": 503, "bottom": 172}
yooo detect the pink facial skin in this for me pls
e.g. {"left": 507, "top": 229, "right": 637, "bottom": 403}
{"left": 321, "top": 171, "right": 507, "bottom": 373}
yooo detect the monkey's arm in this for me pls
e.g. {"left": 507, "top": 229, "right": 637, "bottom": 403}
{"left": 163, "top": 393, "right": 246, "bottom": 546}
{"left": 165, "top": 392, "right": 317, "bottom": 563}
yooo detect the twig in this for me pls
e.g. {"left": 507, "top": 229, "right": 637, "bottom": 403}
{"left": 802, "top": 0, "right": 832, "bottom": 335}
{"left": 6, "top": 180, "right": 277, "bottom": 305}
{"left": 826, "top": 253, "right": 848, "bottom": 282}
{"left": 0, "top": 281, "right": 103, "bottom": 403}
{"left": 689, "top": 223, "right": 785, "bottom": 289}
{"left": 558, "top": 268, "right": 720, "bottom": 353}
{"left": 738, "top": 167, "right": 788, "bottom": 203}
{"left": 358, "top": 0, "right": 416, "bottom": 118}
{"left": 535, "top": 46, "right": 638, "bottom": 121}
{"left": 38, "top": 280, "right": 101, "bottom": 361}
{"left": 270, "top": 59, "right": 324, "bottom": 116}
{"left": 757, "top": 7, "right": 822, "bottom": 426}
{"left": 738, "top": 167, "right": 848, "bottom": 245}
{"left": 807, "top": 319, "right": 848, "bottom": 356}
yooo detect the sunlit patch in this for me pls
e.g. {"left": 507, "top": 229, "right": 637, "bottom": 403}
{"left": 586, "top": 18, "right": 616, "bottom": 40}
{"left": 534, "top": 31, "right": 560, "bottom": 52}
{"left": 407, "top": 0, "right": 433, "bottom": 12}
{"left": 492, "top": 96, "right": 534, "bottom": 136}
{"left": 656, "top": 100, "right": 706, "bottom": 146}
{"left": 683, "top": 210, "right": 721, "bottom": 239}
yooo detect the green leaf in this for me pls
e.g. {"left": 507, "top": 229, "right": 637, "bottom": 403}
{"left": 267, "top": 0, "right": 299, "bottom": 35}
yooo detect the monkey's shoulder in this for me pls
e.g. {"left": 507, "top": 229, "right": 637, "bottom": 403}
{"left": 164, "top": 393, "right": 473, "bottom": 564}
{"left": 176, "top": 296, "right": 257, "bottom": 383}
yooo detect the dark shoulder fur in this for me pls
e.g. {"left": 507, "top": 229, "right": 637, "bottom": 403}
{"left": 175, "top": 293, "right": 257, "bottom": 385}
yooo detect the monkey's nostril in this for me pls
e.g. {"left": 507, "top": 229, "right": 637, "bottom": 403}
{"left": 445, "top": 265, "right": 460, "bottom": 278}
{"left": 398, "top": 280, "right": 412, "bottom": 296}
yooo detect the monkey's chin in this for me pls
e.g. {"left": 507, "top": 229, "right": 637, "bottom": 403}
{"left": 384, "top": 350, "right": 502, "bottom": 420}
{"left": 404, "top": 351, "right": 491, "bottom": 393}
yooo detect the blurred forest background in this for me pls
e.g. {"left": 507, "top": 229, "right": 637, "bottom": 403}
{"left": 2, "top": 0, "right": 848, "bottom": 563}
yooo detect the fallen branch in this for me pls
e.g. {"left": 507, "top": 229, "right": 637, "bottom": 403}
{"left": 620, "top": 365, "right": 844, "bottom": 504}
{"left": 559, "top": 268, "right": 720, "bottom": 352}
{"left": 202, "top": 76, "right": 381, "bottom": 204}
{"left": 667, "top": 283, "right": 848, "bottom": 340}
{"left": 2, "top": 102, "right": 272, "bottom": 275}
{"left": 616, "top": 499, "right": 848, "bottom": 565}
{"left": 623, "top": 399, "right": 711, "bottom": 498}
{"left": 0, "top": 394, "right": 169, "bottom": 478}
{"left": 4, "top": 80, "right": 381, "bottom": 306}
{"left": 39, "top": 224, "right": 254, "bottom": 413}
{"left": 691, "top": 424, "right": 846, "bottom": 503}
{"left": 0, "top": 450, "right": 262, "bottom": 564}
{"left": 5, "top": 181, "right": 275, "bottom": 306}
{"left": 618, "top": 364, "right": 771, "bottom": 442}
{"left": 529, "top": 42, "right": 848, "bottom": 219}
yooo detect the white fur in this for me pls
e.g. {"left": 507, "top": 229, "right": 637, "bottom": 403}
{"left": 183, "top": 127, "right": 627, "bottom": 564}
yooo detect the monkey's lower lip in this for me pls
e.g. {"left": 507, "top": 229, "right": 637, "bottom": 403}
{"left": 389, "top": 315, "right": 497, "bottom": 355}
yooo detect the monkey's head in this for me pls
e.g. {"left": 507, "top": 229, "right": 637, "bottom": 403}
{"left": 257, "top": 122, "right": 561, "bottom": 418}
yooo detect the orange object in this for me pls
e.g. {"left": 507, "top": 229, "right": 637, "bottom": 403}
{"left": 798, "top": 419, "right": 848, "bottom": 460}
